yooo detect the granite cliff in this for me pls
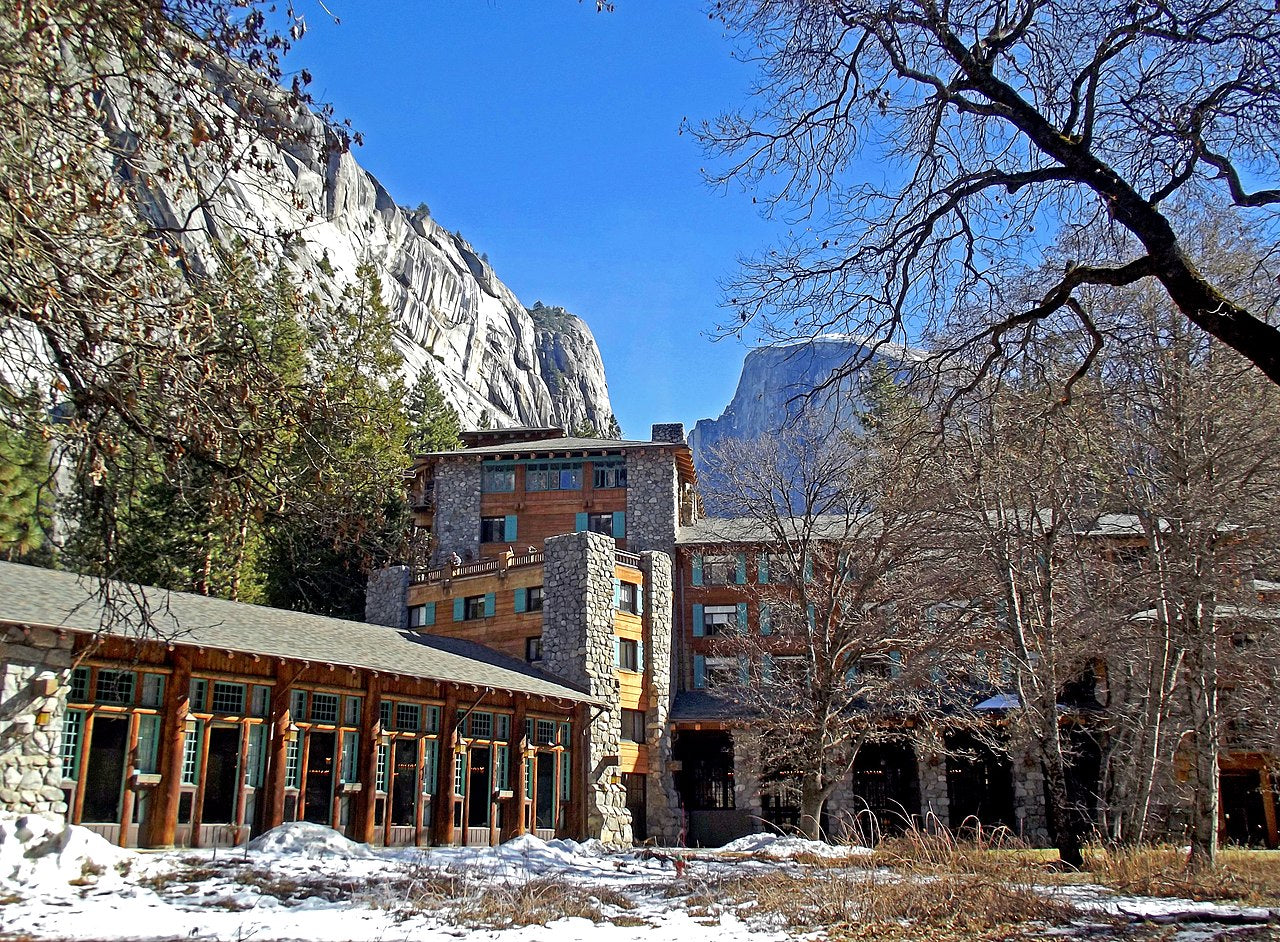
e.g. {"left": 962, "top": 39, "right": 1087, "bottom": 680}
{"left": 128, "top": 64, "right": 615, "bottom": 433}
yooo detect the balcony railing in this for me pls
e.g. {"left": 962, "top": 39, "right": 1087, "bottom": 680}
{"left": 412, "top": 551, "right": 544, "bottom": 585}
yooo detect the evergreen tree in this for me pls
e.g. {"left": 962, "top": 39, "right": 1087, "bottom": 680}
{"left": 406, "top": 367, "right": 462, "bottom": 454}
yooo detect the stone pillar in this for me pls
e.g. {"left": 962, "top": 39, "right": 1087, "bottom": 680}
{"left": 430, "top": 457, "right": 482, "bottom": 566}
{"left": 731, "top": 727, "right": 763, "bottom": 824}
{"left": 625, "top": 450, "right": 680, "bottom": 555}
{"left": 365, "top": 566, "right": 410, "bottom": 629}
{"left": 914, "top": 728, "right": 950, "bottom": 832}
{"left": 1011, "top": 740, "right": 1050, "bottom": 845}
{"left": 639, "top": 550, "right": 681, "bottom": 843}
{"left": 0, "top": 625, "right": 73, "bottom": 820}
{"left": 541, "top": 530, "right": 631, "bottom": 844}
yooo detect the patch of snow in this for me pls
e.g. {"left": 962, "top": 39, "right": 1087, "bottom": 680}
{"left": 716, "top": 833, "right": 872, "bottom": 859}
{"left": 246, "top": 821, "right": 374, "bottom": 858}
{"left": 0, "top": 813, "right": 133, "bottom": 889}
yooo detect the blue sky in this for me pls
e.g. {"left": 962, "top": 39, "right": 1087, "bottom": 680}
{"left": 295, "top": 2, "right": 781, "bottom": 436}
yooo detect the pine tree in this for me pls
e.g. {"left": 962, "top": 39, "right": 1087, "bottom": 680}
{"left": 406, "top": 368, "right": 462, "bottom": 454}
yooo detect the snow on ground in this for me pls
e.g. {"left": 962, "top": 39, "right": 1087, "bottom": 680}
{"left": 0, "top": 817, "right": 1274, "bottom": 942}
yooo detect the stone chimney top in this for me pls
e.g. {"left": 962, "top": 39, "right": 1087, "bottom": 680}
{"left": 650, "top": 423, "right": 685, "bottom": 444}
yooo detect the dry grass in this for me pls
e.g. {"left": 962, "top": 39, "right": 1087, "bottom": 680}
{"left": 1086, "top": 845, "right": 1280, "bottom": 905}
{"left": 355, "top": 862, "right": 640, "bottom": 929}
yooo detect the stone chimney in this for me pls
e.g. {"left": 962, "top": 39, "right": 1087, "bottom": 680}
{"left": 649, "top": 423, "right": 685, "bottom": 444}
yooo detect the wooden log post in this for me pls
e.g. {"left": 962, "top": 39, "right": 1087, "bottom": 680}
{"left": 431, "top": 687, "right": 458, "bottom": 846}
{"left": 151, "top": 652, "right": 191, "bottom": 848}
{"left": 356, "top": 675, "right": 381, "bottom": 844}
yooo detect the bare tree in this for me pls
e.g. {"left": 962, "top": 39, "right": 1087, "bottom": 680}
{"left": 696, "top": 0, "right": 1280, "bottom": 388}
{"left": 701, "top": 409, "right": 958, "bottom": 839}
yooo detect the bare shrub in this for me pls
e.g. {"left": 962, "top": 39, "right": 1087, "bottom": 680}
{"left": 1088, "top": 846, "right": 1280, "bottom": 904}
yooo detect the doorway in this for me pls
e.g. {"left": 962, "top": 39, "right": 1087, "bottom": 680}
{"left": 81, "top": 716, "right": 128, "bottom": 823}
{"left": 390, "top": 739, "right": 419, "bottom": 827}
{"left": 535, "top": 752, "right": 556, "bottom": 830}
{"left": 468, "top": 748, "right": 491, "bottom": 828}
{"left": 202, "top": 726, "right": 241, "bottom": 824}
{"left": 945, "top": 731, "right": 1015, "bottom": 832}
{"left": 303, "top": 731, "right": 336, "bottom": 825}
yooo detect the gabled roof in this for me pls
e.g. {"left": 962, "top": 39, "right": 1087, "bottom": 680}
{"left": 0, "top": 562, "right": 593, "bottom": 704}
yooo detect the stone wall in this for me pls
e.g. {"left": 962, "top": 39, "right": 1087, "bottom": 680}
{"left": 639, "top": 550, "right": 681, "bottom": 843}
{"left": 914, "top": 729, "right": 950, "bottom": 830}
{"left": 541, "top": 531, "right": 632, "bottom": 844}
{"left": 0, "top": 625, "right": 73, "bottom": 819}
{"left": 730, "top": 727, "right": 764, "bottom": 824}
{"left": 431, "top": 457, "right": 482, "bottom": 565}
{"left": 1011, "top": 739, "right": 1049, "bottom": 844}
{"left": 625, "top": 450, "right": 679, "bottom": 555}
{"left": 364, "top": 566, "right": 410, "bottom": 629}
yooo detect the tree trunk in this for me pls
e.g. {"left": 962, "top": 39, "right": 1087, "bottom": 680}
{"left": 1185, "top": 611, "right": 1220, "bottom": 872}
{"left": 1040, "top": 719, "right": 1086, "bottom": 869}
{"left": 798, "top": 771, "right": 826, "bottom": 840}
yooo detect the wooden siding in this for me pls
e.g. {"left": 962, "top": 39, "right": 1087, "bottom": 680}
{"left": 478, "top": 459, "right": 629, "bottom": 558}
{"left": 408, "top": 565, "right": 544, "bottom": 662}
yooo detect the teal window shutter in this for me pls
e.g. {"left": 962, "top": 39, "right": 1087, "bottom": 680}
{"left": 806, "top": 603, "right": 816, "bottom": 631}
{"left": 614, "top": 637, "right": 622, "bottom": 667}
{"left": 763, "top": 654, "right": 775, "bottom": 684}
{"left": 453, "top": 597, "right": 465, "bottom": 622}
{"left": 514, "top": 588, "right": 528, "bottom": 614}
{"left": 637, "top": 641, "right": 645, "bottom": 673}
{"left": 614, "top": 578, "right": 621, "bottom": 608}
{"left": 890, "top": 650, "right": 904, "bottom": 678}
{"left": 484, "top": 593, "right": 496, "bottom": 617}
{"left": 636, "top": 584, "right": 644, "bottom": 613}
{"left": 735, "top": 553, "right": 747, "bottom": 584}
{"left": 575, "top": 512, "right": 588, "bottom": 532}
{"left": 612, "top": 511, "right": 626, "bottom": 538}
{"left": 736, "top": 602, "right": 748, "bottom": 633}
{"left": 804, "top": 556, "right": 814, "bottom": 582}
{"left": 737, "top": 655, "right": 749, "bottom": 684}
{"left": 758, "top": 552, "right": 769, "bottom": 584}
{"left": 844, "top": 663, "right": 858, "bottom": 685}
{"left": 693, "top": 655, "right": 706, "bottom": 688}
{"left": 423, "top": 601, "right": 436, "bottom": 626}
{"left": 504, "top": 515, "right": 518, "bottom": 542}
{"left": 691, "top": 554, "right": 703, "bottom": 586}
{"left": 692, "top": 603, "right": 705, "bottom": 637}
{"left": 760, "top": 603, "right": 772, "bottom": 635}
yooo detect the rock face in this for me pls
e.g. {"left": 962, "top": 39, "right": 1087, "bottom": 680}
{"left": 127, "top": 66, "right": 616, "bottom": 432}
{"left": 529, "top": 303, "right": 615, "bottom": 436}
{"left": 688, "top": 335, "right": 927, "bottom": 477}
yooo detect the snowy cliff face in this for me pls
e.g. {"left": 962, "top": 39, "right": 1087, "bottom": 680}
{"left": 128, "top": 68, "right": 614, "bottom": 432}
{"left": 688, "top": 336, "right": 926, "bottom": 477}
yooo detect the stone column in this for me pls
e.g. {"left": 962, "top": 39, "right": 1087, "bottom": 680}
{"left": 625, "top": 450, "right": 679, "bottom": 555}
{"left": 914, "top": 728, "right": 950, "bottom": 832}
{"left": 431, "top": 457, "right": 482, "bottom": 565}
{"left": 639, "top": 550, "right": 682, "bottom": 843}
{"left": 365, "top": 566, "right": 410, "bottom": 629}
{"left": 1011, "top": 740, "right": 1049, "bottom": 845}
{"left": 0, "top": 625, "right": 73, "bottom": 820}
{"left": 541, "top": 530, "right": 631, "bottom": 844}
{"left": 731, "top": 727, "right": 764, "bottom": 824}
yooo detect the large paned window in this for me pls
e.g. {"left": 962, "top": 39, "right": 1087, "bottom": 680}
{"left": 481, "top": 462, "right": 516, "bottom": 493}
{"left": 592, "top": 459, "right": 627, "bottom": 489}
{"left": 525, "top": 460, "right": 582, "bottom": 491}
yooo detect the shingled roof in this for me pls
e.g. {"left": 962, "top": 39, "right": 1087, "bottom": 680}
{"left": 0, "top": 561, "right": 593, "bottom": 704}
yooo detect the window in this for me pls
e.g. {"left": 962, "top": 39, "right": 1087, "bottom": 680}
{"left": 464, "top": 594, "right": 488, "bottom": 620}
{"left": 190, "top": 678, "right": 209, "bottom": 712}
{"left": 69, "top": 667, "right": 89, "bottom": 701}
{"left": 60, "top": 710, "right": 83, "bottom": 780}
{"left": 698, "top": 553, "right": 743, "bottom": 586}
{"left": 526, "top": 460, "right": 582, "bottom": 491}
{"left": 526, "top": 637, "right": 543, "bottom": 663}
{"left": 251, "top": 685, "right": 271, "bottom": 718}
{"left": 587, "top": 512, "right": 614, "bottom": 535}
{"left": 310, "top": 692, "right": 339, "bottom": 724}
{"left": 694, "top": 656, "right": 743, "bottom": 689}
{"left": 344, "top": 696, "right": 362, "bottom": 726}
{"left": 700, "top": 604, "right": 737, "bottom": 637}
{"left": 289, "top": 689, "right": 306, "bottom": 720}
{"left": 95, "top": 670, "right": 134, "bottom": 705}
{"left": 480, "top": 515, "right": 507, "bottom": 543}
{"left": 211, "top": 682, "right": 245, "bottom": 715}
{"left": 407, "top": 603, "right": 435, "bottom": 628}
{"left": 617, "top": 581, "right": 641, "bottom": 614}
{"left": 577, "top": 511, "right": 624, "bottom": 538}
{"left": 536, "top": 719, "right": 557, "bottom": 745}
{"left": 482, "top": 462, "right": 516, "bottom": 493}
{"left": 592, "top": 459, "right": 627, "bottom": 489}
{"left": 514, "top": 585, "right": 543, "bottom": 613}
{"left": 139, "top": 673, "right": 165, "bottom": 708}
{"left": 380, "top": 700, "right": 393, "bottom": 729}
{"left": 621, "top": 708, "right": 646, "bottom": 744}
{"left": 617, "top": 638, "right": 640, "bottom": 672}
{"left": 396, "top": 702, "right": 421, "bottom": 732}
{"left": 468, "top": 711, "right": 493, "bottom": 739}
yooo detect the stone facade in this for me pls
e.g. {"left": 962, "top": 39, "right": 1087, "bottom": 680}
{"left": 731, "top": 727, "right": 764, "bottom": 824}
{"left": 0, "top": 625, "right": 73, "bottom": 819}
{"left": 1011, "top": 740, "right": 1050, "bottom": 844}
{"left": 649, "top": 423, "right": 685, "bottom": 445}
{"left": 541, "top": 531, "right": 632, "bottom": 844}
{"left": 914, "top": 730, "right": 950, "bottom": 830}
{"left": 639, "top": 550, "right": 681, "bottom": 843}
{"left": 625, "top": 450, "right": 680, "bottom": 555}
{"left": 365, "top": 566, "right": 410, "bottom": 629}
{"left": 431, "top": 457, "right": 482, "bottom": 565}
